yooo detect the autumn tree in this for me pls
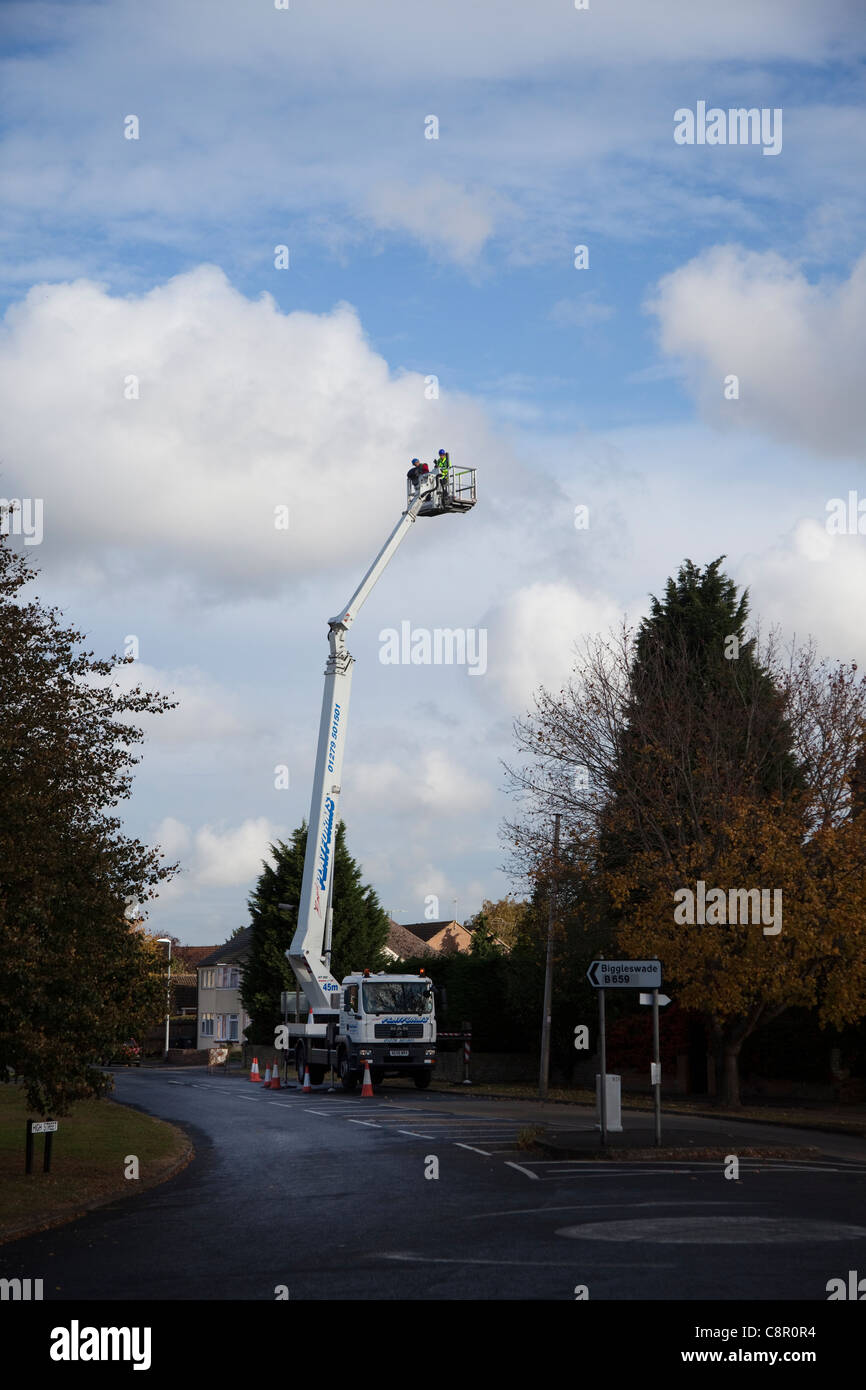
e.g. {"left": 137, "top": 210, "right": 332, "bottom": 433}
{"left": 506, "top": 558, "right": 866, "bottom": 1105}
{"left": 0, "top": 536, "right": 175, "bottom": 1114}
{"left": 464, "top": 896, "right": 529, "bottom": 949}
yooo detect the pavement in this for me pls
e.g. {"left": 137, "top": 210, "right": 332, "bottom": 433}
{"left": 2, "top": 1067, "right": 865, "bottom": 1301}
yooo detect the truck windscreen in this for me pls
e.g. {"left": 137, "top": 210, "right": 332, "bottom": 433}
{"left": 362, "top": 982, "right": 434, "bottom": 1016}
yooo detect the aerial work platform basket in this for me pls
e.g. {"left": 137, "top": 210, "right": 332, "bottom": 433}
{"left": 408, "top": 463, "right": 477, "bottom": 517}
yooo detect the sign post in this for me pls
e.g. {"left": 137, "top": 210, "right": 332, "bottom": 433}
{"left": 25, "top": 1119, "right": 58, "bottom": 1174}
{"left": 598, "top": 970, "right": 607, "bottom": 1148}
{"left": 586, "top": 960, "right": 663, "bottom": 1150}
{"left": 651, "top": 989, "right": 661, "bottom": 1147}
{"left": 640, "top": 990, "right": 671, "bottom": 1148}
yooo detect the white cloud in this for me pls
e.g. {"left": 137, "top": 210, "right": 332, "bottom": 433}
{"left": 741, "top": 519, "right": 866, "bottom": 665}
{"left": 152, "top": 816, "right": 192, "bottom": 859}
{"left": 109, "top": 662, "right": 250, "bottom": 744}
{"left": 0, "top": 266, "right": 498, "bottom": 592}
{"left": 155, "top": 816, "right": 284, "bottom": 889}
{"left": 352, "top": 750, "right": 492, "bottom": 818}
{"left": 365, "top": 178, "right": 502, "bottom": 265}
{"left": 481, "top": 581, "right": 628, "bottom": 712}
{"left": 647, "top": 247, "right": 866, "bottom": 457}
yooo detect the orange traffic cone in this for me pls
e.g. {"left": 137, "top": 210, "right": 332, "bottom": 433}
{"left": 263, "top": 1064, "right": 271, "bottom": 1086}
{"left": 361, "top": 1060, "right": 374, "bottom": 1097}
{"left": 270, "top": 1061, "right": 281, "bottom": 1090}
{"left": 250, "top": 1056, "right": 261, "bottom": 1083}
{"left": 302, "top": 1065, "right": 312, "bottom": 1093}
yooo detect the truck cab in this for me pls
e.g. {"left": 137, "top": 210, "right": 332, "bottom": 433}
{"left": 338, "top": 971, "right": 436, "bottom": 1090}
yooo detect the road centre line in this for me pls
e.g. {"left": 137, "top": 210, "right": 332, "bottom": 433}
{"left": 455, "top": 1143, "right": 492, "bottom": 1156}
{"left": 347, "top": 1119, "right": 381, "bottom": 1127}
{"left": 397, "top": 1130, "right": 435, "bottom": 1138}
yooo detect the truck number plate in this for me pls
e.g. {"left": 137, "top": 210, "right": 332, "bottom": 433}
{"left": 388, "top": 1049, "right": 410, "bottom": 1057}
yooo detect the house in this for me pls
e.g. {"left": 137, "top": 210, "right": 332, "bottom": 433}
{"left": 383, "top": 919, "right": 435, "bottom": 963}
{"left": 170, "top": 972, "right": 198, "bottom": 1017}
{"left": 195, "top": 928, "right": 254, "bottom": 1048}
{"left": 397, "top": 919, "right": 473, "bottom": 955}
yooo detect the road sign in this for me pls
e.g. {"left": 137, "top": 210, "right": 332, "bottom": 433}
{"left": 30, "top": 1121, "right": 58, "bottom": 1134}
{"left": 586, "top": 960, "right": 661, "bottom": 989}
{"left": 639, "top": 992, "right": 671, "bottom": 1006}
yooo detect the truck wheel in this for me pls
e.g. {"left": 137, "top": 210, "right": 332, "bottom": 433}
{"left": 339, "top": 1051, "right": 358, "bottom": 1092}
{"left": 310, "top": 1065, "right": 326, "bottom": 1086}
{"left": 371, "top": 1068, "right": 385, "bottom": 1086}
{"left": 413, "top": 1071, "right": 432, "bottom": 1090}
{"left": 295, "top": 1043, "right": 306, "bottom": 1085}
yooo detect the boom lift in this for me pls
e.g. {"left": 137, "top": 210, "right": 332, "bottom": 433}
{"left": 283, "top": 457, "right": 477, "bottom": 1090}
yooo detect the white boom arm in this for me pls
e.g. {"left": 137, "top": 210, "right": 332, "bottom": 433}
{"left": 287, "top": 479, "right": 435, "bottom": 1012}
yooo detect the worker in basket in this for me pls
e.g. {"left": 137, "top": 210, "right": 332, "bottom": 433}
{"left": 407, "top": 457, "right": 429, "bottom": 488}
{"left": 437, "top": 449, "right": 450, "bottom": 498}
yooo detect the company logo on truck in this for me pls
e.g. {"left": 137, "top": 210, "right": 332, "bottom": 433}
{"left": 327, "top": 703, "right": 342, "bottom": 774}
{"left": 313, "top": 796, "right": 336, "bottom": 916}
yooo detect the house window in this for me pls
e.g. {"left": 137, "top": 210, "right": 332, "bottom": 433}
{"left": 216, "top": 966, "right": 239, "bottom": 989}
{"left": 201, "top": 968, "right": 215, "bottom": 989}
{"left": 200, "top": 1013, "right": 214, "bottom": 1037}
{"left": 215, "top": 1014, "right": 239, "bottom": 1041}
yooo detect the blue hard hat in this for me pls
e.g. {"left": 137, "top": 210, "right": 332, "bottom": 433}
{"left": 438, "top": 449, "right": 447, "bottom": 456}
{"left": 412, "top": 458, "right": 420, "bottom": 464}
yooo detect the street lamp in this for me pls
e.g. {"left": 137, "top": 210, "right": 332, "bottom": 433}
{"left": 157, "top": 938, "right": 172, "bottom": 1059}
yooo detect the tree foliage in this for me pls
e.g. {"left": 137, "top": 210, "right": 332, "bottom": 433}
{"left": 505, "top": 557, "right": 866, "bottom": 1104}
{"left": 242, "top": 820, "right": 390, "bottom": 1043}
{"left": 0, "top": 537, "right": 175, "bottom": 1113}
{"left": 464, "top": 896, "right": 529, "bottom": 949}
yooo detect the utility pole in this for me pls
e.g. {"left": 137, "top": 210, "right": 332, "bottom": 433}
{"left": 538, "top": 813, "right": 561, "bottom": 1100}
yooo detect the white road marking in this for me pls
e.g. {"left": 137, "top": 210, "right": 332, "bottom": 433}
{"left": 504, "top": 1161, "right": 540, "bottom": 1179}
{"left": 347, "top": 1119, "right": 380, "bottom": 1127}
{"left": 455, "top": 1143, "right": 492, "bottom": 1156}
{"left": 380, "top": 1253, "right": 582, "bottom": 1267}
{"left": 465, "top": 1200, "right": 761, "bottom": 1220}
{"left": 397, "top": 1130, "right": 434, "bottom": 1138}
{"left": 305, "top": 1109, "right": 332, "bottom": 1116}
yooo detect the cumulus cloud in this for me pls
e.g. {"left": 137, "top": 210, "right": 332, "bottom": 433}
{"left": 154, "top": 815, "right": 283, "bottom": 888}
{"left": 647, "top": 247, "right": 866, "bottom": 457}
{"left": 481, "top": 581, "right": 628, "bottom": 712}
{"left": 0, "top": 265, "right": 497, "bottom": 592}
{"left": 741, "top": 517, "right": 866, "bottom": 665}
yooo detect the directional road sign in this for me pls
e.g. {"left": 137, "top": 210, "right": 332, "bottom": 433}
{"left": 30, "top": 1121, "right": 58, "bottom": 1134}
{"left": 586, "top": 959, "right": 662, "bottom": 989}
{"left": 639, "top": 992, "right": 671, "bottom": 1006}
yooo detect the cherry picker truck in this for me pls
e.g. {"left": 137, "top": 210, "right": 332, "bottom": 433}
{"left": 282, "top": 457, "right": 477, "bottom": 1090}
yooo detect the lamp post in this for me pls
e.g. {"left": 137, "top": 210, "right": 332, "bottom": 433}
{"left": 157, "top": 938, "right": 172, "bottom": 1059}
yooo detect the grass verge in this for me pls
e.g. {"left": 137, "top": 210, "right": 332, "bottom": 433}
{"left": 0, "top": 1082, "right": 192, "bottom": 1245}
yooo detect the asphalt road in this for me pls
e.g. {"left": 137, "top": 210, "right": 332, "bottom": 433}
{"left": 4, "top": 1071, "right": 866, "bottom": 1301}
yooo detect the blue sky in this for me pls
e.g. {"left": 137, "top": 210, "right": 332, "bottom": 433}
{"left": 2, "top": 0, "right": 865, "bottom": 943}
